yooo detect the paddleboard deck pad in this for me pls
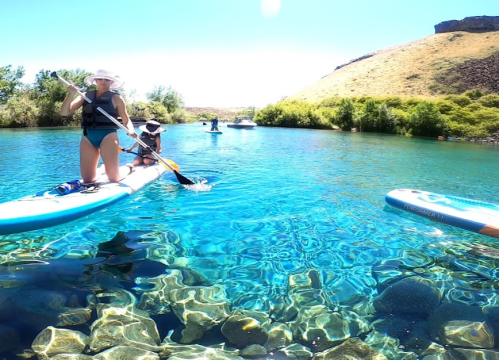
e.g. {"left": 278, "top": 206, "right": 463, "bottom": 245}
{"left": 0, "top": 164, "right": 167, "bottom": 235}
{"left": 385, "top": 188, "right": 499, "bottom": 238}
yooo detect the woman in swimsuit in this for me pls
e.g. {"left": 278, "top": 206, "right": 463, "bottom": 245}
{"left": 61, "top": 69, "right": 137, "bottom": 183}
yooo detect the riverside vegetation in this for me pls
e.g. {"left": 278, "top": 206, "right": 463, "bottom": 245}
{"left": 3, "top": 18, "right": 499, "bottom": 139}
{"left": 255, "top": 91, "right": 499, "bottom": 139}
{"left": 3, "top": 64, "right": 498, "bottom": 139}
{"left": 0, "top": 67, "right": 255, "bottom": 127}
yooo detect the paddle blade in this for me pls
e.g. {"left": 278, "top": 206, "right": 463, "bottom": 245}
{"left": 160, "top": 159, "right": 180, "bottom": 173}
{"left": 174, "top": 170, "right": 195, "bottom": 185}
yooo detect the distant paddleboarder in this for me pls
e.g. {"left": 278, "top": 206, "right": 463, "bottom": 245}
{"left": 211, "top": 117, "right": 219, "bottom": 131}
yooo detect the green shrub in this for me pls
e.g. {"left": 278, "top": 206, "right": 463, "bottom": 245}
{"left": 408, "top": 101, "right": 447, "bottom": 137}
{"left": 357, "top": 99, "right": 378, "bottom": 132}
{"left": 2, "top": 95, "right": 39, "bottom": 127}
{"left": 464, "top": 89, "right": 486, "bottom": 100}
{"left": 443, "top": 95, "right": 472, "bottom": 107}
{"left": 379, "top": 96, "right": 403, "bottom": 109}
{"left": 435, "top": 100, "right": 459, "bottom": 115}
{"left": 335, "top": 98, "right": 355, "bottom": 130}
{"left": 478, "top": 94, "right": 499, "bottom": 109}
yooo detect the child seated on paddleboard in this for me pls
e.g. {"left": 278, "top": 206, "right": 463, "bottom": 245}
{"left": 125, "top": 120, "right": 165, "bottom": 166}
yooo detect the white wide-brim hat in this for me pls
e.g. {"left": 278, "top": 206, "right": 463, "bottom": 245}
{"left": 139, "top": 120, "right": 166, "bottom": 134}
{"left": 84, "top": 69, "right": 124, "bottom": 90}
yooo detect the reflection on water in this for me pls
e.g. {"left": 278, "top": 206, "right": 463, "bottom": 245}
{"left": 1, "top": 125, "right": 499, "bottom": 358}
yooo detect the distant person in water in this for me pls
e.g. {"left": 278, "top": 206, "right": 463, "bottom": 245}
{"left": 61, "top": 69, "right": 136, "bottom": 183}
{"left": 211, "top": 117, "right": 219, "bottom": 131}
{"left": 125, "top": 120, "right": 165, "bottom": 166}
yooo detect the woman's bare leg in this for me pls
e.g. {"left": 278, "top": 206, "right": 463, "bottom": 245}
{"left": 143, "top": 154, "right": 156, "bottom": 166}
{"left": 133, "top": 155, "right": 143, "bottom": 166}
{"left": 100, "top": 132, "right": 123, "bottom": 182}
{"left": 80, "top": 136, "right": 100, "bottom": 183}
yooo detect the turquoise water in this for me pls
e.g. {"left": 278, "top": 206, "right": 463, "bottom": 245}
{"left": 1, "top": 124, "right": 499, "bottom": 355}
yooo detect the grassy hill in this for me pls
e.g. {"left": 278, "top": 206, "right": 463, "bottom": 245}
{"left": 292, "top": 31, "right": 499, "bottom": 103}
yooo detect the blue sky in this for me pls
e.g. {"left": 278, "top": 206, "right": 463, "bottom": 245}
{"left": 1, "top": 0, "right": 498, "bottom": 108}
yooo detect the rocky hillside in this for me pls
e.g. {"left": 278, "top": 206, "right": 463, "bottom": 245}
{"left": 292, "top": 16, "right": 499, "bottom": 103}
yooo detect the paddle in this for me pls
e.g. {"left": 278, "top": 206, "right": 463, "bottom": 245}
{"left": 51, "top": 72, "right": 195, "bottom": 185}
{"left": 118, "top": 147, "right": 180, "bottom": 172}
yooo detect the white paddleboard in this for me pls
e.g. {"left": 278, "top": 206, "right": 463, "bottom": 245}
{"left": 0, "top": 164, "right": 167, "bottom": 235}
{"left": 386, "top": 188, "right": 499, "bottom": 238}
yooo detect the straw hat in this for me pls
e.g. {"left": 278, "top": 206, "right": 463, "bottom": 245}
{"left": 84, "top": 69, "right": 124, "bottom": 90}
{"left": 139, "top": 120, "right": 166, "bottom": 134}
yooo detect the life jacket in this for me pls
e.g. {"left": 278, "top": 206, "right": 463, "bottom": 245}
{"left": 138, "top": 132, "right": 159, "bottom": 155}
{"left": 81, "top": 91, "right": 120, "bottom": 135}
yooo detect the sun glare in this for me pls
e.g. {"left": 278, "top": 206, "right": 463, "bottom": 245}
{"left": 261, "top": 0, "right": 281, "bottom": 18}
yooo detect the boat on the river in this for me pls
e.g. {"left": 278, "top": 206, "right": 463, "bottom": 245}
{"left": 226, "top": 116, "right": 257, "bottom": 129}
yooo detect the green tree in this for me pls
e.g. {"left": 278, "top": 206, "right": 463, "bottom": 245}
{"left": 146, "top": 85, "right": 184, "bottom": 113}
{"left": 238, "top": 106, "right": 257, "bottom": 118}
{"left": 357, "top": 98, "right": 378, "bottom": 132}
{"left": 0, "top": 65, "right": 25, "bottom": 104}
{"left": 408, "top": 101, "right": 447, "bottom": 137}
{"left": 335, "top": 98, "right": 355, "bottom": 130}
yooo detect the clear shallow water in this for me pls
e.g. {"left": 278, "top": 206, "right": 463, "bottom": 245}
{"left": 1, "top": 124, "right": 499, "bottom": 354}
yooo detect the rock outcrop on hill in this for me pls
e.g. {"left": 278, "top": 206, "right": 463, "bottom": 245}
{"left": 435, "top": 16, "right": 499, "bottom": 34}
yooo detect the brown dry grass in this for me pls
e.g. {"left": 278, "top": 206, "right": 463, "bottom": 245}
{"left": 292, "top": 31, "right": 499, "bottom": 102}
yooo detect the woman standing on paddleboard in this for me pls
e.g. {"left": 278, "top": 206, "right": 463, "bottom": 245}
{"left": 61, "top": 69, "right": 136, "bottom": 183}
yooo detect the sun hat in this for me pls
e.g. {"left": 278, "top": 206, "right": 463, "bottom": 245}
{"left": 139, "top": 120, "right": 166, "bottom": 134}
{"left": 84, "top": 69, "right": 124, "bottom": 90}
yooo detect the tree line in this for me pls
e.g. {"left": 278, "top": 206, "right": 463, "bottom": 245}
{"left": 0, "top": 65, "right": 188, "bottom": 127}
{"left": 3, "top": 64, "right": 499, "bottom": 139}
{"left": 255, "top": 90, "right": 499, "bottom": 139}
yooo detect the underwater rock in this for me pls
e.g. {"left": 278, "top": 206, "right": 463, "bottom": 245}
{"left": 88, "top": 303, "right": 161, "bottom": 353}
{"left": 56, "top": 307, "right": 93, "bottom": 327}
{"left": 263, "top": 322, "right": 293, "bottom": 351}
{"left": 363, "top": 330, "right": 419, "bottom": 359}
{"left": 0, "top": 291, "right": 17, "bottom": 320}
{"left": 240, "top": 344, "right": 268, "bottom": 357}
{"left": 374, "top": 276, "right": 442, "bottom": 317}
{"left": 0, "top": 324, "right": 20, "bottom": 353}
{"left": 221, "top": 310, "right": 270, "bottom": 349}
{"left": 484, "top": 306, "right": 499, "bottom": 346}
{"left": 170, "top": 284, "right": 231, "bottom": 343}
{"left": 271, "top": 270, "right": 327, "bottom": 322}
{"left": 312, "top": 338, "right": 388, "bottom": 360}
{"left": 50, "top": 355, "right": 94, "bottom": 360}
{"left": 158, "top": 333, "right": 241, "bottom": 359}
{"left": 166, "top": 346, "right": 244, "bottom": 360}
{"left": 428, "top": 302, "right": 494, "bottom": 348}
{"left": 401, "top": 320, "right": 433, "bottom": 354}
{"left": 275, "top": 343, "right": 313, "bottom": 360}
{"left": 31, "top": 326, "right": 88, "bottom": 360}
{"left": 136, "top": 270, "right": 185, "bottom": 315}
{"left": 454, "top": 348, "right": 499, "bottom": 359}
{"left": 92, "top": 345, "right": 160, "bottom": 359}
{"left": 291, "top": 304, "right": 371, "bottom": 352}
